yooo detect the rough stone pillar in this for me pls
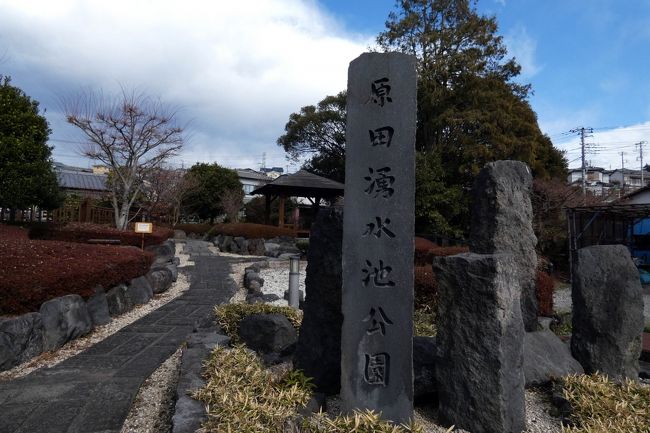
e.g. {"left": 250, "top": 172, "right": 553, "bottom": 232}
{"left": 571, "top": 245, "right": 644, "bottom": 380}
{"left": 469, "top": 160, "right": 538, "bottom": 331}
{"left": 433, "top": 253, "right": 526, "bottom": 433}
{"left": 293, "top": 207, "right": 343, "bottom": 395}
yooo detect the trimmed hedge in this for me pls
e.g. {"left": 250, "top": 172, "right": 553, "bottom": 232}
{"left": 29, "top": 222, "right": 173, "bottom": 247}
{"left": 0, "top": 236, "right": 154, "bottom": 315}
{"left": 414, "top": 237, "right": 468, "bottom": 266}
{"left": 173, "top": 223, "right": 213, "bottom": 236}
{"left": 210, "top": 223, "right": 296, "bottom": 240}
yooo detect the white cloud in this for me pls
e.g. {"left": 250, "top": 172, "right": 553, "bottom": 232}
{"left": 0, "top": 0, "right": 372, "bottom": 169}
{"left": 504, "top": 25, "right": 541, "bottom": 78}
{"left": 495, "top": 0, "right": 506, "bottom": 6}
{"left": 552, "top": 121, "right": 650, "bottom": 171}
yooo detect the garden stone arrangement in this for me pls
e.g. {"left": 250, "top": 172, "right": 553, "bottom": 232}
{"left": 213, "top": 234, "right": 301, "bottom": 258}
{"left": 0, "top": 240, "right": 178, "bottom": 372}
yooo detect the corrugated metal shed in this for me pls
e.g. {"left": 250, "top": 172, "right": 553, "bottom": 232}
{"left": 56, "top": 170, "right": 108, "bottom": 192}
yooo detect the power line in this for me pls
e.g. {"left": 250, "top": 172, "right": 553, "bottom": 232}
{"left": 569, "top": 127, "right": 594, "bottom": 199}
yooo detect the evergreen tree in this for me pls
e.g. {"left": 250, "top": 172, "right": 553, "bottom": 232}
{"left": 183, "top": 162, "right": 242, "bottom": 223}
{"left": 0, "top": 76, "right": 62, "bottom": 218}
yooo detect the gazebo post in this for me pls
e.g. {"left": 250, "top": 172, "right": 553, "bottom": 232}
{"left": 265, "top": 194, "right": 271, "bottom": 225}
{"left": 278, "top": 194, "right": 286, "bottom": 227}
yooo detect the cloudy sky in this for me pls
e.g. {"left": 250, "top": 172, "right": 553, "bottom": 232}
{"left": 1, "top": 0, "right": 649, "bottom": 172}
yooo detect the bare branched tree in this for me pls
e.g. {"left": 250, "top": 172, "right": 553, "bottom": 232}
{"left": 141, "top": 166, "right": 196, "bottom": 226}
{"left": 64, "top": 88, "right": 184, "bottom": 229}
{"left": 220, "top": 187, "right": 245, "bottom": 223}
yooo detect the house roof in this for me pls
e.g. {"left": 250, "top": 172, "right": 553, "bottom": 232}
{"left": 235, "top": 168, "right": 272, "bottom": 182}
{"left": 251, "top": 170, "right": 344, "bottom": 197}
{"left": 57, "top": 170, "right": 108, "bottom": 191}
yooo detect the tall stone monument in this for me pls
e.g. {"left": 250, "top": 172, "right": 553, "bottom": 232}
{"left": 340, "top": 52, "right": 417, "bottom": 424}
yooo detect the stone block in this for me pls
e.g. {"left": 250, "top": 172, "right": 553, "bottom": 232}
{"left": 571, "top": 245, "right": 644, "bottom": 380}
{"left": 238, "top": 313, "right": 297, "bottom": 354}
{"left": 294, "top": 207, "right": 343, "bottom": 395}
{"left": 126, "top": 276, "right": 153, "bottom": 305}
{"left": 433, "top": 253, "right": 525, "bottom": 433}
{"left": 469, "top": 160, "right": 538, "bottom": 332}
{"left": 413, "top": 336, "right": 437, "bottom": 400}
{"left": 40, "top": 295, "right": 92, "bottom": 351}
{"left": 0, "top": 313, "right": 43, "bottom": 371}
{"left": 524, "top": 330, "right": 583, "bottom": 387}
{"left": 86, "top": 288, "right": 111, "bottom": 327}
{"left": 247, "top": 238, "right": 266, "bottom": 256}
{"left": 106, "top": 284, "right": 132, "bottom": 316}
{"left": 147, "top": 268, "right": 173, "bottom": 294}
{"left": 244, "top": 271, "right": 264, "bottom": 288}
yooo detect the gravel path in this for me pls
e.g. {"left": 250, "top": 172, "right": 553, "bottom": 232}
{"left": 258, "top": 259, "right": 307, "bottom": 306}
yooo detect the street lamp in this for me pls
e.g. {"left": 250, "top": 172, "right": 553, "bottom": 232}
{"left": 288, "top": 255, "right": 300, "bottom": 308}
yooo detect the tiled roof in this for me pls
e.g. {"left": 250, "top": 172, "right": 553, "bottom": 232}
{"left": 56, "top": 170, "right": 108, "bottom": 191}
{"left": 236, "top": 168, "right": 272, "bottom": 181}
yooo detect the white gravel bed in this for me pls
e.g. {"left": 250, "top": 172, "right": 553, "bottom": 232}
{"left": 0, "top": 243, "right": 192, "bottom": 382}
{"left": 120, "top": 348, "right": 182, "bottom": 433}
{"left": 258, "top": 259, "right": 307, "bottom": 307}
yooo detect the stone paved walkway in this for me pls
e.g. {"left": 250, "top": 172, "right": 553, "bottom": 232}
{"left": 0, "top": 240, "right": 254, "bottom": 433}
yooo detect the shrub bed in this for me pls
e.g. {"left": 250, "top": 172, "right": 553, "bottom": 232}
{"left": 214, "top": 303, "right": 302, "bottom": 343}
{"left": 172, "top": 223, "right": 213, "bottom": 236}
{"left": 414, "top": 237, "right": 468, "bottom": 266}
{"left": 0, "top": 234, "right": 154, "bottom": 315}
{"left": 29, "top": 222, "right": 173, "bottom": 247}
{"left": 210, "top": 223, "right": 296, "bottom": 240}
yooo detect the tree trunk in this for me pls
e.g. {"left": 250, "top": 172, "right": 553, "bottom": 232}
{"left": 9, "top": 208, "right": 16, "bottom": 222}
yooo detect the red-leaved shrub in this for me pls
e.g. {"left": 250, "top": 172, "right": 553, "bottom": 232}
{"left": 29, "top": 222, "right": 173, "bottom": 247}
{"left": 210, "top": 223, "right": 296, "bottom": 239}
{"left": 414, "top": 236, "right": 468, "bottom": 266}
{"left": 173, "top": 224, "right": 213, "bottom": 235}
{"left": 415, "top": 265, "right": 437, "bottom": 309}
{"left": 536, "top": 270, "right": 555, "bottom": 317}
{"left": 0, "top": 236, "right": 154, "bottom": 315}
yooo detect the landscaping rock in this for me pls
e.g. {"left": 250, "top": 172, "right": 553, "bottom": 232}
{"left": 524, "top": 330, "right": 583, "bottom": 387}
{"left": 145, "top": 243, "right": 174, "bottom": 263}
{"left": 234, "top": 237, "right": 248, "bottom": 255}
{"left": 106, "top": 284, "right": 132, "bottom": 316}
{"left": 0, "top": 313, "right": 43, "bottom": 371}
{"left": 413, "top": 336, "right": 437, "bottom": 400}
{"left": 247, "top": 280, "right": 262, "bottom": 295}
{"left": 433, "top": 253, "right": 525, "bottom": 433}
{"left": 238, "top": 313, "right": 297, "bottom": 353}
{"left": 247, "top": 238, "right": 266, "bottom": 256}
{"left": 294, "top": 207, "right": 343, "bottom": 395}
{"left": 469, "top": 160, "right": 538, "bottom": 332}
{"left": 86, "top": 287, "right": 111, "bottom": 327}
{"left": 264, "top": 242, "right": 280, "bottom": 257}
{"left": 572, "top": 245, "right": 644, "bottom": 380}
{"left": 283, "top": 289, "right": 304, "bottom": 303}
{"left": 147, "top": 268, "right": 173, "bottom": 294}
{"left": 126, "top": 276, "right": 154, "bottom": 305}
{"left": 244, "top": 271, "right": 264, "bottom": 288}
{"left": 173, "top": 230, "right": 187, "bottom": 239}
{"left": 40, "top": 295, "right": 92, "bottom": 351}
{"left": 221, "top": 236, "right": 233, "bottom": 252}
{"left": 164, "top": 263, "right": 178, "bottom": 282}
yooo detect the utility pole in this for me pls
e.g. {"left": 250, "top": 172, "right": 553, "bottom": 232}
{"left": 620, "top": 151, "right": 626, "bottom": 192}
{"left": 636, "top": 141, "right": 647, "bottom": 186}
{"left": 570, "top": 127, "right": 594, "bottom": 199}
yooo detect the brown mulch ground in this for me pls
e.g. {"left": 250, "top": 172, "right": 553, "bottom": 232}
{"left": 1, "top": 224, "right": 154, "bottom": 316}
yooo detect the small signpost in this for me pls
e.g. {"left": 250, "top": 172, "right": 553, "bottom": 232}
{"left": 134, "top": 222, "right": 153, "bottom": 251}
{"left": 341, "top": 52, "right": 417, "bottom": 423}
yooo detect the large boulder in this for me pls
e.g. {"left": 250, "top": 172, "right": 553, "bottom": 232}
{"left": 238, "top": 313, "right": 297, "bottom": 354}
{"left": 86, "top": 287, "right": 111, "bottom": 326}
{"left": 524, "top": 330, "right": 583, "bottom": 387}
{"left": 106, "top": 284, "right": 132, "bottom": 316}
{"left": 146, "top": 242, "right": 174, "bottom": 264}
{"left": 40, "top": 295, "right": 92, "bottom": 351}
{"left": 233, "top": 237, "right": 249, "bottom": 255}
{"left": 293, "top": 207, "right": 343, "bottom": 395}
{"left": 433, "top": 253, "right": 525, "bottom": 433}
{"left": 147, "top": 268, "right": 173, "bottom": 294}
{"left": 126, "top": 276, "right": 154, "bottom": 305}
{"left": 0, "top": 313, "right": 43, "bottom": 371}
{"left": 571, "top": 245, "right": 644, "bottom": 380}
{"left": 469, "top": 160, "right": 538, "bottom": 332}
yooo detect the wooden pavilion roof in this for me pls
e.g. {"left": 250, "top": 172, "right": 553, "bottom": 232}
{"left": 251, "top": 170, "right": 344, "bottom": 198}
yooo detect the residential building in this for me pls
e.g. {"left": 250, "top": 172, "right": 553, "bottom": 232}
{"left": 54, "top": 162, "right": 109, "bottom": 199}
{"left": 235, "top": 168, "right": 272, "bottom": 203}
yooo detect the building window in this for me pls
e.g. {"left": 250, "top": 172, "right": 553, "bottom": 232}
{"left": 243, "top": 184, "right": 255, "bottom": 194}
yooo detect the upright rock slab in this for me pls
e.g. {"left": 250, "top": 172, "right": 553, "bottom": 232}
{"left": 40, "top": 295, "right": 92, "bottom": 352}
{"left": 294, "top": 207, "right": 344, "bottom": 395}
{"left": 571, "top": 245, "right": 644, "bottom": 380}
{"left": 341, "top": 52, "right": 417, "bottom": 424}
{"left": 433, "top": 253, "right": 526, "bottom": 433}
{"left": 469, "top": 160, "right": 538, "bottom": 331}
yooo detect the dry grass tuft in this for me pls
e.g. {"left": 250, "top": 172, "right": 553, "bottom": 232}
{"left": 214, "top": 303, "right": 302, "bottom": 343}
{"left": 561, "top": 374, "right": 650, "bottom": 433}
